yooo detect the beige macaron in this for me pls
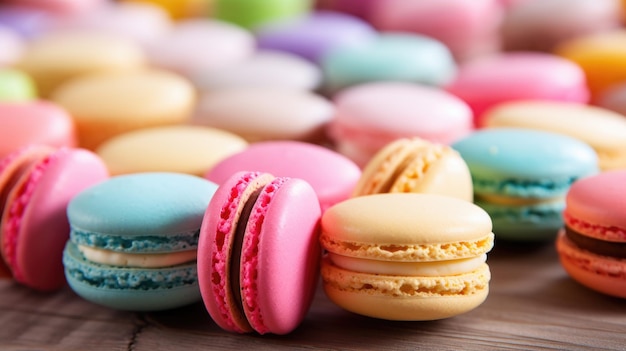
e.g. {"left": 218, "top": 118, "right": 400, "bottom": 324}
{"left": 16, "top": 31, "right": 145, "bottom": 97}
{"left": 483, "top": 101, "right": 626, "bottom": 171}
{"left": 96, "top": 125, "right": 248, "bottom": 176}
{"left": 51, "top": 69, "right": 195, "bottom": 150}
{"left": 353, "top": 137, "right": 473, "bottom": 201}
{"left": 320, "top": 193, "right": 494, "bottom": 321}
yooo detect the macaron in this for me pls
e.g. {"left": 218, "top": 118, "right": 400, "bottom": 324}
{"left": 123, "top": 0, "right": 213, "bottom": 19}
{"left": 0, "top": 145, "right": 109, "bottom": 291}
{"left": 370, "top": 0, "right": 504, "bottom": 62}
{"left": 320, "top": 193, "right": 494, "bottom": 320}
{"left": 206, "top": 141, "right": 361, "bottom": 211}
{"left": 96, "top": 125, "right": 248, "bottom": 176}
{"left": 63, "top": 172, "right": 218, "bottom": 311}
{"left": 483, "top": 101, "right": 626, "bottom": 171}
{"left": 255, "top": 10, "right": 377, "bottom": 64}
{"left": 452, "top": 128, "right": 599, "bottom": 241}
{"left": 51, "top": 69, "right": 195, "bottom": 150}
{"left": 198, "top": 171, "right": 321, "bottom": 334}
{"left": 213, "top": 0, "right": 312, "bottom": 30}
{"left": 445, "top": 52, "right": 590, "bottom": 127}
{"left": 321, "top": 33, "right": 456, "bottom": 94}
{"left": 15, "top": 31, "right": 145, "bottom": 97}
{"left": 193, "top": 88, "right": 334, "bottom": 143}
{"left": 0, "top": 26, "right": 23, "bottom": 66}
{"left": 0, "top": 6, "right": 55, "bottom": 39}
{"left": 0, "top": 101, "right": 76, "bottom": 160}
{"left": 353, "top": 137, "right": 473, "bottom": 202}
{"left": 556, "top": 170, "right": 626, "bottom": 298}
{"left": 328, "top": 82, "right": 473, "bottom": 167}
{"left": 0, "top": 69, "right": 37, "bottom": 102}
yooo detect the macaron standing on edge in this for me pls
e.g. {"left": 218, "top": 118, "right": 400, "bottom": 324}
{"left": 0, "top": 145, "right": 109, "bottom": 291}
{"left": 556, "top": 170, "right": 626, "bottom": 299}
{"left": 63, "top": 173, "right": 218, "bottom": 310}
{"left": 320, "top": 193, "right": 494, "bottom": 320}
{"left": 198, "top": 171, "right": 321, "bottom": 334}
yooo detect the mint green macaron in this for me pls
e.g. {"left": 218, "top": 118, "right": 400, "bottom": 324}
{"left": 214, "top": 0, "right": 312, "bottom": 30}
{"left": 63, "top": 172, "right": 218, "bottom": 311}
{"left": 0, "top": 69, "right": 36, "bottom": 101}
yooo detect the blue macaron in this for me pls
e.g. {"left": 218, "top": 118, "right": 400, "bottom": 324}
{"left": 63, "top": 172, "right": 218, "bottom": 311}
{"left": 452, "top": 128, "right": 598, "bottom": 241}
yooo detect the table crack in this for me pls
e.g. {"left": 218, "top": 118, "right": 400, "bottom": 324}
{"left": 127, "top": 313, "right": 148, "bottom": 351}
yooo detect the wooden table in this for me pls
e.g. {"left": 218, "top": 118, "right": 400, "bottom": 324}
{"left": 1, "top": 241, "right": 624, "bottom": 351}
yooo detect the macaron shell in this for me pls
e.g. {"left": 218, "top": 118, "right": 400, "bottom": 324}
{"left": 321, "top": 259, "right": 490, "bottom": 320}
{"left": 244, "top": 177, "right": 321, "bottom": 334}
{"left": 564, "top": 170, "right": 626, "bottom": 233}
{"left": 13, "top": 148, "right": 109, "bottom": 290}
{"left": 556, "top": 231, "right": 626, "bottom": 298}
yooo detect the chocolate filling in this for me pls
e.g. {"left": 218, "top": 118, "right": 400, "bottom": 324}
{"left": 565, "top": 226, "right": 626, "bottom": 258}
{"left": 229, "top": 187, "right": 262, "bottom": 317}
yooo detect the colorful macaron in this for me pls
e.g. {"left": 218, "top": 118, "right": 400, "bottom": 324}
{"left": 205, "top": 141, "right": 361, "bottom": 211}
{"left": 353, "top": 138, "right": 473, "bottom": 202}
{"left": 556, "top": 170, "right": 626, "bottom": 298}
{"left": 63, "top": 172, "right": 218, "bottom": 310}
{"left": 198, "top": 171, "right": 321, "bottom": 334}
{"left": 0, "top": 145, "right": 109, "bottom": 291}
{"left": 452, "top": 128, "right": 599, "bottom": 241}
{"left": 320, "top": 193, "right": 494, "bottom": 320}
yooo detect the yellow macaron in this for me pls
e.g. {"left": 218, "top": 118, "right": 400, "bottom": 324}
{"left": 320, "top": 193, "right": 494, "bottom": 321}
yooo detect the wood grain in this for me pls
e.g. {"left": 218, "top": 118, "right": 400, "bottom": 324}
{"left": 1, "top": 242, "right": 624, "bottom": 350}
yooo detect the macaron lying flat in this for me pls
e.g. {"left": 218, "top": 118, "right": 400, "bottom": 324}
{"left": 63, "top": 172, "right": 218, "bottom": 311}
{"left": 453, "top": 128, "right": 599, "bottom": 241}
{"left": 353, "top": 137, "right": 473, "bottom": 201}
{"left": 0, "top": 145, "right": 109, "bottom": 291}
{"left": 198, "top": 171, "right": 321, "bottom": 334}
{"left": 556, "top": 170, "right": 626, "bottom": 298}
{"left": 320, "top": 193, "right": 494, "bottom": 320}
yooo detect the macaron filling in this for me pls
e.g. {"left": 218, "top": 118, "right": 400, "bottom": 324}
{"left": 328, "top": 253, "right": 487, "bottom": 276}
{"left": 564, "top": 227, "right": 626, "bottom": 259}
{"left": 77, "top": 244, "right": 197, "bottom": 268}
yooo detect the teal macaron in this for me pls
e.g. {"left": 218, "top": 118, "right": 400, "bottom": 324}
{"left": 452, "top": 128, "right": 598, "bottom": 241}
{"left": 63, "top": 172, "right": 218, "bottom": 311}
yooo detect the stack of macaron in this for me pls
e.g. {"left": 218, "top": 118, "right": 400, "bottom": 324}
{"left": 1, "top": 0, "right": 626, "bottom": 340}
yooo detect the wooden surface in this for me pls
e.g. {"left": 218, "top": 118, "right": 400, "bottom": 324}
{"left": 0, "top": 242, "right": 625, "bottom": 351}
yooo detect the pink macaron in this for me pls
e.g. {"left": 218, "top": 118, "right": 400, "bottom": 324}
{"left": 445, "top": 52, "right": 590, "bottom": 127}
{"left": 0, "top": 101, "right": 77, "bottom": 160}
{"left": 328, "top": 82, "right": 473, "bottom": 167}
{"left": 198, "top": 171, "right": 321, "bottom": 334}
{"left": 556, "top": 170, "right": 626, "bottom": 298}
{"left": 205, "top": 141, "right": 361, "bottom": 211}
{"left": 0, "top": 144, "right": 109, "bottom": 291}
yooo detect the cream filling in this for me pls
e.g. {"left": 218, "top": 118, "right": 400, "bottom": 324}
{"left": 78, "top": 245, "right": 197, "bottom": 268}
{"left": 328, "top": 253, "right": 487, "bottom": 277}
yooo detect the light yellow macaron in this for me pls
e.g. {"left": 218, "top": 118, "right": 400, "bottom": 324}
{"left": 51, "top": 69, "right": 195, "bottom": 150}
{"left": 483, "top": 101, "right": 626, "bottom": 171}
{"left": 353, "top": 137, "right": 473, "bottom": 201}
{"left": 16, "top": 32, "right": 145, "bottom": 98}
{"left": 96, "top": 125, "right": 248, "bottom": 176}
{"left": 320, "top": 193, "right": 494, "bottom": 321}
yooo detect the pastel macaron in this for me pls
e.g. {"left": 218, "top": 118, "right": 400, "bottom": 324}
{"left": 193, "top": 88, "right": 334, "bottom": 143}
{"left": 445, "top": 52, "right": 590, "bottom": 127}
{"left": 51, "top": 69, "right": 195, "bottom": 150}
{"left": 0, "top": 26, "right": 23, "bottom": 66}
{"left": 452, "top": 128, "right": 599, "bottom": 241}
{"left": 0, "top": 145, "right": 109, "bottom": 291}
{"left": 556, "top": 170, "right": 626, "bottom": 298}
{"left": 63, "top": 172, "right": 218, "bottom": 311}
{"left": 206, "top": 141, "right": 361, "bottom": 211}
{"left": 328, "top": 82, "right": 473, "bottom": 167}
{"left": 483, "top": 101, "right": 626, "bottom": 171}
{"left": 353, "top": 137, "right": 473, "bottom": 202}
{"left": 255, "top": 10, "right": 377, "bottom": 64}
{"left": 123, "top": 0, "right": 213, "bottom": 19}
{"left": 370, "top": 0, "right": 504, "bottom": 62}
{"left": 198, "top": 171, "right": 321, "bottom": 334}
{"left": 321, "top": 33, "right": 456, "bottom": 94}
{"left": 320, "top": 193, "right": 494, "bottom": 320}
{"left": 96, "top": 125, "right": 248, "bottom": 176}
{"left": 0, "top": 69, "right": 37, "bottom": 102}
{"left": 0, "top": 101, "right": 76, "bottom": 160}
{"left": 213, "top": 0, "right": 312, "bottom": 30}
{"left": 15, "top": 31, "right": 145, "bottom": 97}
